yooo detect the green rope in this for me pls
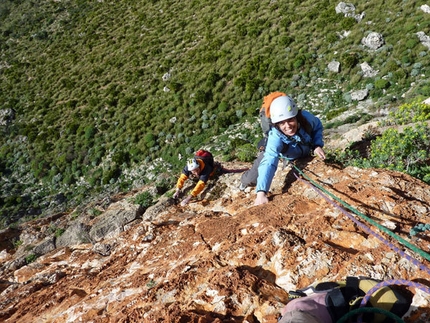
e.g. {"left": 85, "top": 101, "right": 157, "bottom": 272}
{"left": 336, "top": 307, "right": 405, "bottom": 323}
{"left": 290, "top": 163, "right": 430, "bottom": 263}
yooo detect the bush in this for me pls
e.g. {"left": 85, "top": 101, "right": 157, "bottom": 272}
{"left": 381, "top": 60, "right": 399, "bottom": 75}
{"left": 416, "top": 86, "right": 430, "bottom": 97}
{"left": 342, "top": 53, "right": 359, "bottom": 69}
{"left": 102, "top": 166, "right": 121, "bottom": 184}
{"left": 387, "top": 99, "right": 430, "bottom": 124}
{"left": 133, "top": 191, "right": 154, "bottom": 209}
{"left": 332, "top": 123, "right": 430, "bottom": 184}
{"left": 235, "top": 144, "right": 257, "bottom": 162}
{"left": 365, "top": 124, "right": 430, "bottom": 181}
{"left": 340, "top": 17, "right": 356, "bottom": 30}
{"left": 25, "top": 253, "right": 38, "bottom": 264}
{"left": 293, "top": 58, "right": 304, "bottom": 69}
{"left": 374, "top": 79, "right": 390, "bottom": 90}
{"left": 405, "top": 38, "right": 419, "bottom": 49}
{"left": 144, "top": 133, "right": 156, "bottom": 148}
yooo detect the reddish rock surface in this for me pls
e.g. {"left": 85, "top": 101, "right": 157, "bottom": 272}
{"left": 1, "top": 157, "right": 430, "bottom": 323}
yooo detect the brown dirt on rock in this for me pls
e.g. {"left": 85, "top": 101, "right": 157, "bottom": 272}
{"left": 1, "top": 160, "right": 430, "bottom": 323}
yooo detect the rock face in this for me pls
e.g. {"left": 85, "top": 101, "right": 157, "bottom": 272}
{"left": 335, "top": 2, "right": 365, "bottom": 22}
{"left": 0, "top": 156, "right": 429, "bottom": 322}
{"left": 416, "top": 31, "right": 430, "bottom": 50}
{"left": 361, "top": 32, "right": 385, "bottom": 50}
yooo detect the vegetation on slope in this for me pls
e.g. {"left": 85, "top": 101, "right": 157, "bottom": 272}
{"left": 0, "top": 0, "right": 429, "bottom": 225}
{"left": 327, "top": 100, "right": 430, "bottom": 183}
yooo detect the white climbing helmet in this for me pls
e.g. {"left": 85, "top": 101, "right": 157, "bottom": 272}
{"left": 187, "top": 158, "right": 199, "bottom": 171}
{"left": 270, "top": 96, "right": 298, "bottom": 123}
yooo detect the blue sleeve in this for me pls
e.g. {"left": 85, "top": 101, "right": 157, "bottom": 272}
{"left": 255, "top": 129, "right": 283, "bottom": 193}
{"left": 302, "top": 110, "right": 324, "bottom": 148}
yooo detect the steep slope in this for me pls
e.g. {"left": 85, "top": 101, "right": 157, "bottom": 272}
{"left": 1, "top": 0, "right": 430, "bottom": 220}
{"left": 0, "top": 158, "right": 429, "bottom": 322}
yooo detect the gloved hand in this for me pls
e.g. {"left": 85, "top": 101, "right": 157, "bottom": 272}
{"left": 180, "top": 195, "right": 192, "bottom": 206}
{"left": 173, "top": 188, "right": 181, "bottom": 199}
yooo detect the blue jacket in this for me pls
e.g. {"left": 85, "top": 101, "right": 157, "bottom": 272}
{"left": 256, "top": 110, "right": 324, "bottom": 193}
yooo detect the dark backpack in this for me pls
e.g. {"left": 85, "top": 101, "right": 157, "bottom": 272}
{"left": 194, "top": 149, "right": 214, "bottom": 168}
{"left": 286, "top": 277, "right": 413, "bottom": 323}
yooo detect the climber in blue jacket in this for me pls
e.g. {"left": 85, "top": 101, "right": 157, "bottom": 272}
{"left": 254, "top": 95, "right": 326, "bottom": 205}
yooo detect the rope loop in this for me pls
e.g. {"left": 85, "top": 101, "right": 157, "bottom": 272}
{"left": 336, "top": 307, "right": 404, "bottom": 323}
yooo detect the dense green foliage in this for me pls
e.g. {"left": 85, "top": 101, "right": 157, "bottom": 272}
{"left": 0, "top": 0, "right": 429, "bottom": 225}
{"left": 133, "top": 191, "right": 155, "bottom": 210}
{"left": 327, "top": 101, "right": 430, "bottom": 184}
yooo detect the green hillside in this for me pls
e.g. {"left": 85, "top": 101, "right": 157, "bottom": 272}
{"left": 0, "top": 0, "right": 429, "bottom": 225}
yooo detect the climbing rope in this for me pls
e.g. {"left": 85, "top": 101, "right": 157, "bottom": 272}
{"left": 283, "top": 159, "right": 430, "bottom": 275}
{"left": 336, "top": 307, "right": 404, "bottom": 323}
{"left": 356, "top": 279, "right": 430, "bottom": 323}
{"left": 360, "top": 279, "right": 430, "bottom": 307}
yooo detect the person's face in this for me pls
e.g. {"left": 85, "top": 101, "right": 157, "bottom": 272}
{"left": 191, "top": 168, "right": 200, "bottom": 176}
{"left": 276, "top": 117, "right": 298, "bottom": 136}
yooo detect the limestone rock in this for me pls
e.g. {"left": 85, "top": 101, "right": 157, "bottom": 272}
{"left": 361, "top": 32, "right": 385, "bottom": 50}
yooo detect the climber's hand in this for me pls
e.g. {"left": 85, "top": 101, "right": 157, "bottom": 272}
{"left": 314, "top": 146, "right": 326, "bottom": 160}
{"left": 180, "top": 195, "right": 192, "bottom": 206}
{"left": 173, "top": 188, "right": 181, "bottom": 199}
{"left": 254, "top": 191, "right": 269, "bottom": 206}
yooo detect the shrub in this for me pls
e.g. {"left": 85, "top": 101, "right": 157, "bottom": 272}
{"left": 392, "top": 68, "right": 407, "bottom": 81}
{"left": 340, "top": 17, "right": 356, "bottom": 30}
{"left": 405, "top": 38, "right": 419, "bottom": 49}
{"left": 83, "top": 125, "right": 96, "bottom": 142}
{"left": 333, "top": 123, "right": 430, "bottom": 184}
{"left": 144, "top": 133, "right": 156, "bottom": 148}
{"left": 366, "top": 124, "right": 429, "bottom": 181}
{"left": 401, "top": 55, "right": 411, "bottom": 65}
{"left": 25, "top": 254, "right": 38, "bottom": 264}
{"left": 218, "top": 101, "right": 228, "bottom": 112}
{"left": 387, "top": 99, "right": 430, "bottom": 125}
{"left": 342, "top": 53, "right": 359, "bottom": 69}
{"left": 280, "top": 35, "right": 293, "bottom": 46}
{"left": 230, "top": 138, "right": 249, "bottom": 149}
{"left": 326, "top": 33, "right": 338, "bottom": 43}
{"left": 245, "top": 79, "right": 260, "bottom": 95}
{"left": 293, "top": 58, "right": 304, "bottom": 69}
{"left": 102, "top": 166, "right": 121, "bottom": 184}
{"left": 381, "top": 60, "right": 399, "bottom": 74}
{"left": 133, "top": 191, "right": 154, "bottom": 209}
{"left": 374, "top": 79, "right": 390, "bottom": 90}
{"left": 13, "top": 239, "right": 23, "bottom": 249}
{"left": 235, "top": 144, "right": 257, "bottom": 162}
{"left": 416, "top": 86, "right": 430, "bottom": 97}
{"left": 112, "top": 151, "right": 130, "bottom": 165}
